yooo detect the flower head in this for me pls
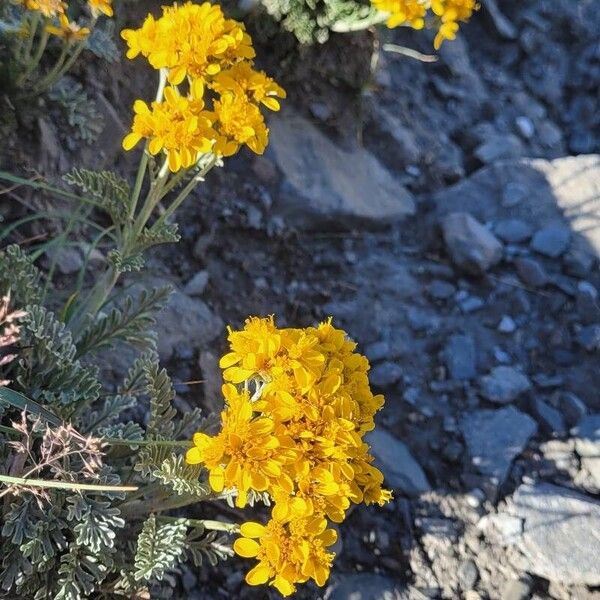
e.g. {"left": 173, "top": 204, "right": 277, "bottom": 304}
{"left": 233, "top": 516, "right": 337, "bottom": 596}
{"left": 371, "top": 0, "right": 427, "bottom": 29}
{"left": 188, "top": 316, "right": 391, "bottom": 594}
{"left": 23, "top": 0, "right": 65, "bottom": 18}
{"left": 46, "top": 15, "right": 90, "bottom": 42}
{"left": 122, "top": 82, "right": 216, "bottom": 172}
{"left": 88, "top": 0, "right": 113, "bottom": 18}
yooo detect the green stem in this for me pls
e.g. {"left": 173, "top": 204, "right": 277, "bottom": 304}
{"left": 331, "top": 11, "right": 387, "bottom": 32}
{"left": 103, "top": 438, "right": 192, "bottom": 448}
{"left": 31, "top": 42, "right": 67, "bottom": 92}
{"left": 151, "top": 155, "right": 218, "bottom": 232}
{"left": 0, "top": 474, "right": 138, "bottom": 494}
{"left": 21, "top": 12, "right": 41, "bottom": 63}
{"left": 16, "top": 21, "right": 49, "bottom": 87}
{"left": 158, "top": 516, "right": 240, "bottom": 533}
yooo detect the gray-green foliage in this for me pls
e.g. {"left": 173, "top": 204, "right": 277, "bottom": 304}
{"left": 259, "top": 0, "right": 376, "bottom": 43}
{"left": 0, "top": 161, "right": 228, "bottom": 598}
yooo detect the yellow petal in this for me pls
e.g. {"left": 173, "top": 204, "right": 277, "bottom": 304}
{"left": 273, "top": 575, "right": 295, "bottom": 596}
{"left": 240, "top": 522, "right": 266, "bottom": 538}
{"left": 122, "top": 132, "right": 141, "bottom": 151}
{"left": 209, "top": 467, "right": 224, "bottom": 492}
{"left": 233, "top": 537, "right": 260, "bottom": 558}
{"left": 185, "top": 447, "right": 203, "bottom": 464}
{"left": 246, "top": 563, "right": 270, "bottom": 585}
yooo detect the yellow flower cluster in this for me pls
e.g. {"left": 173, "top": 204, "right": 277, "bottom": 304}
{"left": 186, "top": 317, "right": 392, "bottom": 596}
{"left": 121, "top": 2, "right": 285, "bottom": 170}
{"left": 17, "top": 0, "right": 112, "bottom": 39}
{"left": 372, "top": 0, "right": 478, "bottom": 48}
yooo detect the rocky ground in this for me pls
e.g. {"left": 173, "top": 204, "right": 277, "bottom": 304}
{"left": 2, "top": 0, "right": 600, "bottom": 598}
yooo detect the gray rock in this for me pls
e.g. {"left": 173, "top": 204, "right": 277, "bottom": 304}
{"left": 572, "top": 414, "right": 600, "bottom": 458}
{"left": 559, "top": 392, "right": 587, "bottom": 427}
{"left": 459, "top": 295, "right": 485, "bottom": 313}
{"left": 364, "top": 341, "right": 390, "bottom": 363}
{"left": 509, "top": 483, "right": 600, "bottom": 585}
{"left": 514, "top": 257, "right": 549, "bottom": 288}
{"left": 530, "top": 223, "right": 571, "bottom": 258}
{"left": 407, "top": 307, "right": 441, "bottom": 332}
{"left": 428, "top": 279, "right": 456, "bottom": 300}
{"left": 369, "top": 361, "right": 402, "bottom": 388}
{"left": 325, "top": 574, "right": 409, "bottom": 600}
{"left": 45, "top": 247, "right": 83, "bottom": 275}
{"left": 197, "top": 351, "right": 223, "bottom": 415}
{"left": 444, "top": 334, "right": 477, "bottom": 380}
{"left": 183, "top": 271, "right": 209, "bottom": 296}
{"left": 515, "top": 116, "right": 535, "bottom": 139}
{"left": 366, "top": 428, "right": 431, "bottom": 496}
{"left": 494, "top": 219, "right": 533, "bottom": 243}
{"left": 458, "top": 559, "right": 479, "bottom": 591}
{"left": 498, "top": 316, "right": 517, "bottom": 334}
{"left": 441, "top": 212, "right": 503, "bottom": 275}
{"left": 474, "top": 134, "right": 524, "bottom": 164}
{"left": 501, "top": 577, "right": 533, "bottom": 600}
{"left": 461, "top": 406, "right": 538, "bottom": 484}
{"left": 479, "top": 366, "right": 531, "bottom": 403}
{"left": 268, "top": 110, "right": 415, "bottom": 230}
{"left": 576, "top": 324, "right": 600, "bottom": 351}
{"left": 532, "top": 398, "right": 566, "bottom": 436}
{"left": 156, "top": 291, "right": 223, "bottom": 361}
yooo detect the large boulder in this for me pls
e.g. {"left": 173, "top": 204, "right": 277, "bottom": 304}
{"left": 267, "top": 110, "right": 415, "bottom": 230}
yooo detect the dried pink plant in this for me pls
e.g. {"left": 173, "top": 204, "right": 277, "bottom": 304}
{"left": 0, "top": 292, "right": 26, "bottom": 387}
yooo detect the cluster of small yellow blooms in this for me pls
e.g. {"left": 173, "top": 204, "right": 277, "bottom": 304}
{"left": 121, "top": 2, "right": 285, "bottom": 171}
{"left": 16, "top": 0, "right": 112, "bottom": 40}
{"left": 186, "top": 317, "right": 392, "bottom": 596}
{"left": 371, "top": 0, "right": 478, "bottom": 48}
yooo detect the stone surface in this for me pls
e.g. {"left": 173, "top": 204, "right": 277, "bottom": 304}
{"left": 268, "top": 110, "right": 415, "bottom": 229}
{"left": 441, "top": 212, "right": 503, "bottom": 275}
{"left": 156, "top": 291, "right": 223, "bottom": 361}
{"left": 532, "top": 398, "right": 566, "bottom": 436}
{"left": 508, "top": 483, "right": 600, "bottom": 585}
{"left": 479, "top": 366, "right": 532, "bottom": 403}
{"left": 576, "top": 324, "right": 600, "bottom": 351}
{"left": 530, "top": 222, "right": 571, "bottom": 258}
{"left": 444, "top": 334, "right": 477, "bottom": 380}
{"left": 369, "top": 361, "right": 403, "bottom": 388}
{"left": 183, "top": 271, "right": 209, "bottom": 296}
{"left": 494, "top": 219, "right": 533, "bottom": 243}
{"left": 366, "top": 428, "right": 431, "bottom": 496}
{"left": 325, "top": 574, "right": 409, "bottom": 600}
{"left": 460, "top": 406, "right": 538, "bottom": 484}
{"left": 514, "top": 257, "right": 549, "bottom": 288}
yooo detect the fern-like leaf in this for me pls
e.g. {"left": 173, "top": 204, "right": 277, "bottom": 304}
{"left": 107, "top": 250, "right": 145, "bottom": 273}
{"left": 63, "top": 168, "right": 131, "bottom": 225}
{"left": 85, "top": 22, "right": 119, "bottom": 63}
{"left": 133, "top": 516, "right": 187, "bottom": 583}
{"left": 137, "top": 223, "right": 180, "bottom": 251}
{"left": 0, "top": 245, "right": 42, "bottom": 306}
{"left": 75, "top": 286, "right": 171, "bottom": 356}
{"left": 152, "top": 454, "right": 210, "bottom": 497}
{"left": 144, "top": 360, "right": 176, "bottom": 438}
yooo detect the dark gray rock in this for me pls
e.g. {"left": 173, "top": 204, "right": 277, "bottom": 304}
{"left": 559, "top": 392, "right": 588, "bottom": 427}
{"left": 325, "top": 574, "right": 409, "bottom": 600}
{"left": 509, "top": 483, "right": 600, "bottom": 585}
{"left": 428, "top": 279, "right": 456, "bottom": 300}
{"left": 474, "top": 134, "right": 524, "bottom": 164}
{"left": 479, "top": 366, "right": 531, "bottom": 403}
{"left": 444, "top": 334, "right": 477, "bottom": 380}
{"left": 572, "top": 414, "right": 600, "bottom": 458}
{"left": 498, "top": 316, "right": 517, "bottom": 334}
{"left": 460, "top": 406, "right": 537, "bottom": 484}
{"left": 183, "top": 270, "right": 209, "bottom": 296}
{"left": 45, "top": 247, "right": 83, "bottom": 275}
{"left": 576, "top": 324, "right": 600, "bottom": 351}
{"left": 514, "top": 257, "right": 549, "bottom": 288}
{"left": 366, "top": 428, "right": 431, "bottom": 496}
{"left": 532, "top": 398, "right": 566, "bottom": 436}
{"left": 156, "top": 291, "right": 223, "bottom": 361}
{"left": 458, "top": 559, "right": 479, "bottom": 590}
{"left": 441, "top": 212, "right": 503, "bottom": 275}
{"left": 369, "top": 361, "right": 402, "bottom": 388}
{"left": 530, "top": 223, "right": 571, "bottom": 258}
{"left": 268, "top": 110, "right": 415, "bottom": 230}
{"left": 364, "top": 341, "right": 390, "bottom": 363}
{"left": 494, "top": 219, "right": 533, "bottom": 243}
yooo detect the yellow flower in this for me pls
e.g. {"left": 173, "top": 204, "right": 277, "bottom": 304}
{"left": 121, "top": 2, "right": 255, "bottom": 85}
{"left": 188, "top": 316, "right": 392, "bottom": 594}
{"left": 371, "top": 0, "right": 427, "bottom": 29}
{"left": 185, "top": 384, "right": 294, "bottom": 507}
{"left": 234, "top": 516, "right": 337, "bottom": 596}
{"left": 212, "top": 92, "right": 269, "bottom": 157}
{"left": 88, "top": 0, "right": 113, "bottom": 17}
{"left": 24, "top": 0, "right": 65, "bottom": 18}
{"left": 210, "top": 62, "right": 287, "bottom": 112}
{"left": 122, "top": 82, "right": 216, "bottom": 172}
{"left": 46, "top": 15, "right": 90, "bottom": 42}
{"left": 431, "top": 0, "right": 478, "bottom": 48}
